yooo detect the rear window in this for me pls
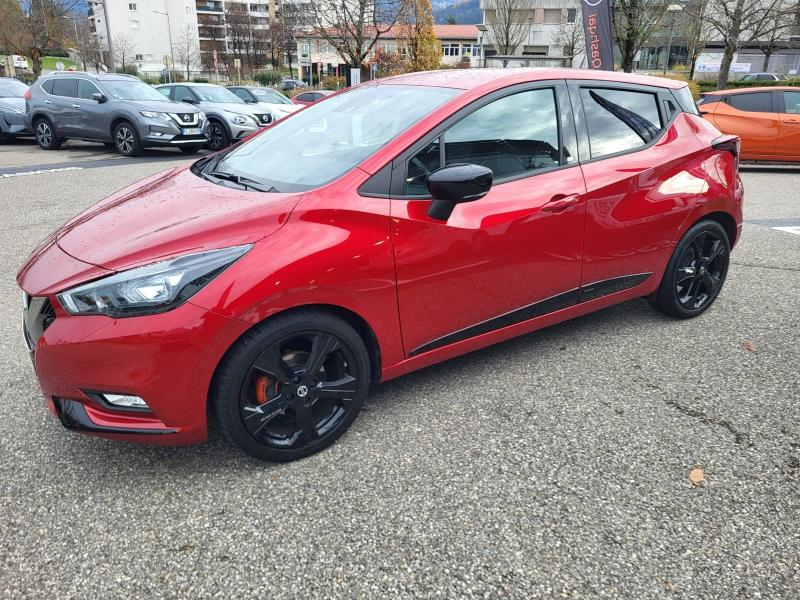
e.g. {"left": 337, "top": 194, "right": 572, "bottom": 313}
{"left": 729, "top": 92, "right": 772, "bottom": 113}
{"left": 673, "top": 86, "right": 699, "bottom": 115}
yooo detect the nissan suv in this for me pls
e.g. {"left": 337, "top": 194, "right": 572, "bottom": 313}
{"left": 156, "top": 83, "right": 273, "bottom": 150}
{"left": 26, "top": 72, "right": 208, "bottom": 156}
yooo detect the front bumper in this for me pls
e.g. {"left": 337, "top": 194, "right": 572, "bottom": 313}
{"left": 138, "top": 114, "right": 208, "bottom": 147}
{"left": 0, "top": 112, "right": 31, "bottom": 136}
{"left": 21, "top": 291, "right": 250, "bottom": 446}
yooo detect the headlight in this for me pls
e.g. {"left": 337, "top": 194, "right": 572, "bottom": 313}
{"left": 0, "top": 104, "right": 24, "bottom": 115}
{"left": 57, "top": 245, "right": 251, "bottom": 318}
{"left": 229, "top": 113, "right": 248, "bottom": 125}
{"left": 140, "top": 110, "right": 170, "bottom": 120}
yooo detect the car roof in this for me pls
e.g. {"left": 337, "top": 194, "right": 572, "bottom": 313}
{"left": 703, "top": 86, "right": 800, "bottom": 96}
{"left": 374, "top": 68, "right": 687, "bottom": 91}
{"left": 42, "top": 71, "right": 139, "bottom": 82}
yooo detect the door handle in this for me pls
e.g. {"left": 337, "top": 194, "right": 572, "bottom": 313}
{"left": 543, "top": 193, "right": 581, "bottom": 212}
{"left": 71, "top": 104, "right": 80, "bottom": 109}
{"left": 785, "top": 119, "right": 800, "bottom": 125}
{"left": 44, "top": 100, "right": 51, "bottom": 104}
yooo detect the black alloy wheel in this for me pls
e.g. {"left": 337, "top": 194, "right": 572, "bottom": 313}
{"left": 213, "top": 311, "right": 370, "bottom": 462}
{"left": 206, "top": 121, "right": 230, "bottom": 151}
{"left": 34, "top": 118, "right": 62, "bottom": 150}
{"left": 649, "top": 220, "right": 730, "bottom": 318}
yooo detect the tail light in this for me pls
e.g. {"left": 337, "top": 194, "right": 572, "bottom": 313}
{"left": 712, "top": 135, "right": 740, "bottom": 170}
{"left": 23, "top": 89, "right": 32, "bottom": 101}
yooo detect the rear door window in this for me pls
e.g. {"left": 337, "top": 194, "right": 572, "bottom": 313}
{"left": 51, "top": 78, "right": 77, "bottom": 98}
{"left": 581, "top": 87, "right": 662, "bottom": 158}
{"left": 174, "top": 86, "right": 194, "bottom": 102}
{"left": 728, "top": 92, "right": 772, "bottom": 113}
{"left": 781, "top": 91, "right": 800, "bottom": 113}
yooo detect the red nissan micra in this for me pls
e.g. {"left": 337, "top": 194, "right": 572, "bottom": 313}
{"left": 18, "top": 69, "right": 743, "bottom": 462}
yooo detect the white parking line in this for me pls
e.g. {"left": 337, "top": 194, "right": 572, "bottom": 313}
{"left": 1, "top": 166, "right": 83, "bottom": 179}
{"left": 772, "top": 226, "right": 800, "bottom": 236}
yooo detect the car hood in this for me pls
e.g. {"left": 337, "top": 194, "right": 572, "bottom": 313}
{"left": 124, "top": 99, "right": 202, "bottom": 114}
{"left": 257, "top": 101, "right": 301, "bottom": 114}
{"left": 0, "top": 97, "right": 25, "bottom": 111}
{"left": 54, "top": 166, "right": 304, "bottom": 272}
{"left": 201, "top": 101, "right": 260, "bottom": 115}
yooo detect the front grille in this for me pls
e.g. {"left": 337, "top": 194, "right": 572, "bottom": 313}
{"left": 169, "top": 113, "right": 199, "bottom": 127}
{"left": 179, "top": 113, "right": 194, "bottom": 123}
{"left": 256, "top": 113, "right": 272, "bottom": 125}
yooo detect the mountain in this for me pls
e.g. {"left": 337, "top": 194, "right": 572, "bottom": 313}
{"left": 432, "top": 0, "right": 481, "bottom": 24}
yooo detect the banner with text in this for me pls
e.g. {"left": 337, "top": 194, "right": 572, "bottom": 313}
{"left": 582, "top": 0, "right": 615, "bottom": 71}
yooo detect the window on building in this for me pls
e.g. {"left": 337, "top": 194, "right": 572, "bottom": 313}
{"left": 580, "top": 87, "right": 662, "bottom": 158}
{"left": 543, "top": 9, "right": 561, "bottom": 24}
{"left": 728, "top": 92, "right": 772, "bottom": 112}
{"left": 442, "top": 43, "right": 460, "bottom": 56}
{"left": 135, "top": 54, "right": 143, "bottom": 61}
{"left": 128, "top": 2, "right": 137, "bottom": 10}
{"left": 566, "top": 8, "right": 577, "bottom": 23}
{"left": 130, "top": 19, "right": 139, "bottom": 28}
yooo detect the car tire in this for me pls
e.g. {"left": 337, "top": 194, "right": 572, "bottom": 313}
{"left": 113, "top": 121, "right": 143, "bottom": 157}
{"left": 211, "top": 310, "right": 370, "bottom": 462}
{"left": 649, "top": 220, "right": 730, "bottom": 319}
{"left": 206, "top": 120, "right": 230, "bottom": 151}
{"left": 34, "top": 118, "right": 63, "bottom": 150}
{"left": 0, "top": 132, "right": 11, "bottom": 144}
{"left": 179, "top": 144, "right": 204, "bottom": 154}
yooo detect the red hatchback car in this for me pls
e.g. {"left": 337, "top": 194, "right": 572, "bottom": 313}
{"left": 18, "top": 69, "right": 743, "bottom": 462}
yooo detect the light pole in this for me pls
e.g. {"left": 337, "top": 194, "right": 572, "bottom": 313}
{"left": 662, "top": 4, "right": 683, "bottom": 75}
{"left": 153, "top": 7, "right": 176, "bottom": 82}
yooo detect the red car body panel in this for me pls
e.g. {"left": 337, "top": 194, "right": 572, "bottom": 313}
{"left": 17, "top": 68, "right": 743, "bottom": 446}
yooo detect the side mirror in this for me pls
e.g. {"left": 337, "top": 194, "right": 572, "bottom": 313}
{"left": 181, "top": 96, "right": 196, "bottom": 104}
{"left": 426, "top": 163, "right": 493, "bottom": 221}
{"left": 92, "top": 92, "right": 107, "bottom": 103}
{"left": 244, "top": 97, "right": 256, "bottom": 103}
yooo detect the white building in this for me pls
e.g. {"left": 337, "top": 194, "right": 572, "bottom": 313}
{"left": 478, "top": 0, "right": 582, "bottom": 66}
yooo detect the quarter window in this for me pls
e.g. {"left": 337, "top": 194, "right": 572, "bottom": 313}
{"left": 581, "top": 87, "right": 661, "bottom": 158}
{"left": 231, "top": 88, "right": 251, "bottom": 101}
{"left": 729, "top": 92, "right": 772, "bottom": 113}
{"left": 783, "top": 91, "right": 800, "bottom": 114}
{"left": 77, "top": 79, "right": 100, "bottom": 100}
{"left": 157, "top": 87, "right": 171, "bottom": 99}
{"left": 51, "top": 78, "right": 77, "bottom": 98}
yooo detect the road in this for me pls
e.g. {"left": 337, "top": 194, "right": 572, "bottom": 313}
{"left": 1, "top": 140, "right": 799, "bottom": 598}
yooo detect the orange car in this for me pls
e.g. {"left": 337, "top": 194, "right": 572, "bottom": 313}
{"left": 697, "top": 86, "right": 800, "bottom": 161}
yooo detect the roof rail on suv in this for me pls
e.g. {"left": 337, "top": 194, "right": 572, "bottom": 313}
{"left": 46, "top": 72, "right": 139, "bottom": 80}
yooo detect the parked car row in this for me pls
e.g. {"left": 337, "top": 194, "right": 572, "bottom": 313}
{"left": 0, "top": 71, "right": 328, "bottom": 156}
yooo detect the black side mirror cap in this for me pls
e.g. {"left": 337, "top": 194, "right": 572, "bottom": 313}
{"left": 92, "top": 92, "right": 107, "bottom": 103}
{"left": 181, "top": 96, "right": 196, "bottom": 104}
{"left": 426, "top": 163, "right": 493, "bottom": 220}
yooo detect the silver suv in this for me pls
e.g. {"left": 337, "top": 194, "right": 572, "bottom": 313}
{"left": 27, "top": 72, "right": 208, "bottom": 156}
{"left": 156, "top": 83, "right": 273, "bottom": 150}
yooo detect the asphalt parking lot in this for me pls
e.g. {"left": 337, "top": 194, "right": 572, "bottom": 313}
{"left": 1, "top": 139, "right": 799, "bottom": 598}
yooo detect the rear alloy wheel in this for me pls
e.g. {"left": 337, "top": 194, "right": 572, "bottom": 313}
{"left": 34, "top": 118, "right": 63, "bottom": 150}
{"left": 649, "top": 220, "right": 730, "bottom": 318}
{"left": 212, "top": 311, "right": 370, "bottom": 462}
{"left": 206, "top": 121, "right": 230, "bottom": 151}
{"left": 113, "top": 122, "right": 143, "bottom": 157}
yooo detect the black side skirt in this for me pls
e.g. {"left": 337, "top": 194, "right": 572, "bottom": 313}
{"left": 409, "top": 273, "right": 652, "bottom": 357}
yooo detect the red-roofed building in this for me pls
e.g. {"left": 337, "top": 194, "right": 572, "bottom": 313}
{"left": 298, "top": 24, "right": 481, "bottom": 81}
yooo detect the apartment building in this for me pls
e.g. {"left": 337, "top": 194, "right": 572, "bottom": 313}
{"left": 478, "top": 0, "right": 582, "bottom": 66}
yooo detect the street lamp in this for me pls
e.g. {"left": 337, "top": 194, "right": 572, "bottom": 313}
{"left": 662, "top": 4, "right": 683, "bottom": 76}
{"left": 153, "top": 7, "right": 176, "bottom": 82}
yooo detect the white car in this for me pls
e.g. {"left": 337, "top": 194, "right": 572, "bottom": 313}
{"left": 227, "top": 86, "right": 302, "bottom": 122}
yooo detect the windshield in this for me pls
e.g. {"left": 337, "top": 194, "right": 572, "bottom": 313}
{"left": 193, "top": 86, "right": 244, "bottom": 103}
{"left": 211, "top": 84, "right": 458, "bottom": 192}
{"left": 252, "top": 88, "right": 292, "bottom": 104}
{"left": 102, "top": 80, "right": 167, "bottom": 101}
{"left": 0, "top": 79, "right": 28, "bottom": 97}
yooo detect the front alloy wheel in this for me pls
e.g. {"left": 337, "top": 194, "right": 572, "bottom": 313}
{"left": 206, "top": 121, "right": 230, "bottom": 151}
{"left": 114, "top": 122, "right": 143, "bottom": 157}
{"left": 35, "top": 119, "right": 62, "bottom": 150}
{"left": 213, "top": 311, "right": 370, "bottom": 462}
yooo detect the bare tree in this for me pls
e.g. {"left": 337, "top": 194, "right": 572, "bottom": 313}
{"left": 705, "top": 0, "right": 796, "bottom": 88}
{"left": 681, "top": 0, "right": 715, "bottom": 78}
{"left": 303, "top": 0, "right": 404, "bottom": 70}
{"left": 614, "top": 0, "right": 672, "bottom": 73}
{"left": 0, "top": 0, "right": 80, "bottom": 77}
{"left": 552, "top": 8, "right": 584, "bottom": 67}
{"left": 754, "top": 0, "right": 797, "bottom": 71}
{"left": 484, "top": 0, "right": 532, "bottom": 65}
{"left": 113, "top": 32, "right": 137, "bottom": 70}
{"left": 174, "top": 28, "right": 201, "bottom": 79}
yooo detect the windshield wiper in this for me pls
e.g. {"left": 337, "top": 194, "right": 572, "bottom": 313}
{"left": 206, "top": 171, "right": 277, "bottom": 192}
